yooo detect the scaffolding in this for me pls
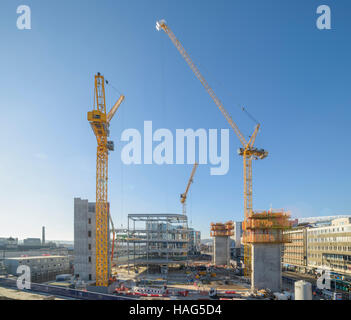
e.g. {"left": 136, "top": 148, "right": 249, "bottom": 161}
{"left": 126, "top": 214, "right": 189, "bottom": 270}
{"left": 243, "top": 209, "right": 292, "bottom": 276}
{"left": 210, "top": 221, "right": 234, "bottom": 237}
{"left": 210, "top": 222, "right": 234, "bottom": 266}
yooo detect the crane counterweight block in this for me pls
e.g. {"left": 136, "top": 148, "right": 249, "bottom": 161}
{"left": 237, "top": 147, "right": 268, "bottom": 160}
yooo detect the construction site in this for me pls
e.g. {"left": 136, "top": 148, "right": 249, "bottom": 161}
{"left": 68, "top": 19, "right": 297, "bottom": 300}
{"left": 1, "top": 0, "right": 350, "bottom": 307}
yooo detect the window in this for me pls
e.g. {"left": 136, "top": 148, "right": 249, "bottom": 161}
{"left": 88, "top": 244, "right": 91, "bottom": 250}
{"left": 88, "top": 256, "right": 91, "bottom": 263}
{"left": 88, "top": 231, "right": 92, "bottom": 238}
{"left": 88, "top": 218, "right": 91, "bottom": 225}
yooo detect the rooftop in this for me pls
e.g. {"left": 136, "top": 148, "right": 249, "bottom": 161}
{"left": 5, "top": 255, "right": 67, "bottom": 261}
{"left": 128, "top": 213, "right": 187, "bottom": 222}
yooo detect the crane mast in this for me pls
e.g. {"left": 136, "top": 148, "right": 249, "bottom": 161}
{"left": 156, "top": 20, "right": 268, "bottom": 277}
{"left": 180, "top": 162, "right": 198, "bottom": 215}
{"left": 87, "top": 73, "right": 124, "bottom": 287}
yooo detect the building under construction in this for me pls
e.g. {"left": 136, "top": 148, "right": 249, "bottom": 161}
{"left": 242, "top": 209, "right": 291, "bottom": 291}
{"left": 125, "top": 214, "right": 189, "bottom": 271}
{"left": 210, "top": 221, "right": 234, "bottom": 266}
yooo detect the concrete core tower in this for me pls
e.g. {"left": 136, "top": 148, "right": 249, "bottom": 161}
{"left": 210, "top": 222, "right": 234, "bottom": 266}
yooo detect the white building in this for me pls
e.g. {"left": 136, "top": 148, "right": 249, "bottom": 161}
{"left": 307, "top": 217, "right": 351, "bottom": 276}
{"left": 4, "top": 255, "right": 70, "bottom": 283}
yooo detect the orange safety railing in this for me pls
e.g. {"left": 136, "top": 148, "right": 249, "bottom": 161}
{"left": 210, "top": 221, "right": 234, "bottom": 237}
{"left": 242, "top": 210, "right": 292, "bottom": 244}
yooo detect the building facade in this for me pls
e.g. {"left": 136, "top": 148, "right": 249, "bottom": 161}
{"left": 307, "top": 218, "right": 351, "bottom": 276}
{"left": 282, "top": 217, "right": 351, "bottom": 282}
{"left": 0, "top": 237, "right": 18, "bottom": 250}
{"left": 74, "top": 198, "right": 96, "bottom": 282}
{"left": 4, "top": 255, "right": 70, "bottom": 283}
{"left": 282, "top": 226, "right": 308, "bottom": 272}
{"left": 23, "top": 238, "right": 41, "bottom": 246}
{"left": 74, "top": 198, "right": 111, "bottom": 283}
{"left": 188, "top": 228, "right": 201, "bottom": 255}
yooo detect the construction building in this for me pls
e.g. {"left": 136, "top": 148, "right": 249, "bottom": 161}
{"left": 282, "top": 226, "right": 308, "bottom": 273}
{"left": 73, "top": 198, "right": 110, "bottom": 283}
{"left": 4, "top": 255, "right": 70, "bottom": 283}
{"left": 210, "top": 221, "right": 234, "bottom": 266}
{"left": 188, "top": 228, "right": 201, "bottom": 255}
{"left": 243, "top": 209, "right": 291, "bottom": 292}
{"left": 156, "top": 20, "right": 292, "bottom": 294}
{"left": 126, "top": 214, "right": 189, "bottom": 270}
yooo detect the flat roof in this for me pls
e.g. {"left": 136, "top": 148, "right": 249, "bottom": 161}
{"left": 128, "top": 213, "right": 187, "bottom": 222}
{"left": 5, "top": 255, "right": 67, "bottom": 260}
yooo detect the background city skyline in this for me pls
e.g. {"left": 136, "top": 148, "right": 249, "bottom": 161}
{"left": 1, "top": 0, "right": 350, "bottom": 240}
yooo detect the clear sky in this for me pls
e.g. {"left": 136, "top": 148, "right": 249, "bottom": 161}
{"left": 0, "top": 0, "right": 350, "bottom": 240}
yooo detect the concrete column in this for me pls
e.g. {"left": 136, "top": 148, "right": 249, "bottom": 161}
{"left": 213, "top": 236, "right": 230, "bottom": 266}
{"left": 251, "top": 243, "right": 282, "bottom": 292}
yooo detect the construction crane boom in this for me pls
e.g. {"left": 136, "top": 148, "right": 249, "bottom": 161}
{"left": 107, "top": 95, "right": 125, "bottom": 123}
{"left": 156, "top": 20, "right": 268, "bottom": 277}
{"left": 87, "top": 73, "right": 124, "bottom": 287}
{"left": 156, "top": 20, "right": 251, "bottom": 148}
{"left": 180, "top": 162, "right": 198, "bottom": 215}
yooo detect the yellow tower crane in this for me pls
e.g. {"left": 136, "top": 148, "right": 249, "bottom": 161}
{"left": 156, "top": 20, "right": 268, "bottom": 277}
{"left": 180, "top": 162, "right": 198, "bottom": 215}
{"left": 87, "top": 73, "right": 125, "bottom": 287}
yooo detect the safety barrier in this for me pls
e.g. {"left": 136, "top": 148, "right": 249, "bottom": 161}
{"left": 0, "top": 277, "right": 135, "bottom": 300}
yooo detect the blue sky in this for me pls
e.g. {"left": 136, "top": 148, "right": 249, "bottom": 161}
{"left": 0, "top": 0, "right": 350, "bottom": 240}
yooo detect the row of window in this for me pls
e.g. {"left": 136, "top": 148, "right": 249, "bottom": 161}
{"left": 309, "top": 236, "right": 351, "bottom": 243}
{"left": 308, "top": 246, "right": 351, "bottom": 251}
{"left": 308, "top": 226, "right": 351, "bottom": 235}
{"left": 308, "top": 253, "right": 351, "bottom": 260}
{"left": 324, "top": 254, "right": 351, "bottom": 261}
{"left": 18, "top": 258, "right": 67, "bottom": 264}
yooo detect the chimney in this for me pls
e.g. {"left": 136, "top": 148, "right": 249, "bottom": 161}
{"left": 42, "top": 226, "right": 45, "bottom": 245}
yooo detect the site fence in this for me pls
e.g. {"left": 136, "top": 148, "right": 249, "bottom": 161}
{"left": 0, "top": 277, "right": 135, "bottom": 300}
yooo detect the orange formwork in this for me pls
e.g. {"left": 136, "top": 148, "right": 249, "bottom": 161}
{"left": 243, "top": 209, "right": 292, "bottom": 277}
{"left": 210, "top": 221, "right": 234, "bottom": 237}
{"left": 243, "top": 209, "right": 292, "bottom": 244}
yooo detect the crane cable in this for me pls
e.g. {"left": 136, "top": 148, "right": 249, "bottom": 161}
{"left": 105, "top": 79, "right": 123, "bottom": 96}
{"left": 178, "top": 46, "right": 261, "bottom": 128}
